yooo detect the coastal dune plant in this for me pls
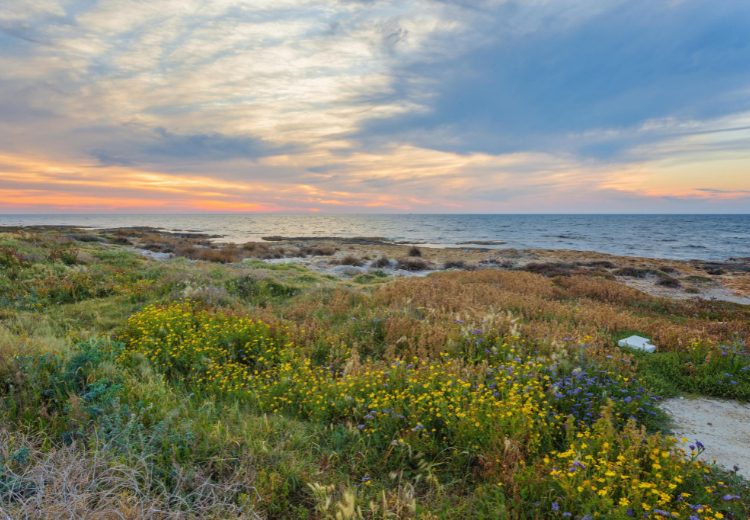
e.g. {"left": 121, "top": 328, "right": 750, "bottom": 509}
{"left": 118, "top": 301, "right": 749, "bottom": 518}
{"left": 121, "top": 301, "right": 290, "bottom": 380}
{"left": 1, "top": 230, "right": 749, "bottom": 518}
{"left": 0, "top": 428, "right": 261, "bottom": 520}
{"left": 533, "top": 405, "right": 748, "bottom": 519}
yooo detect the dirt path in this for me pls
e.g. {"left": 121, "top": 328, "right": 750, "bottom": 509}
{"left": 662, "top": 397, "right": 750, "bottom": 478}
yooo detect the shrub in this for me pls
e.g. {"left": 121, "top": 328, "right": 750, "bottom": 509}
{"left": 443, "top": 260, "right": 466, "bottom": 269}
{"left": 524, "top": 262, "right": 577, "bottom": 277}
{"left": 408, "top": 246, "right": 422, "bottom": 257}
{"left": 371, "top": 256, "right": 391, "bottom": 268}
{"left": 396, "top": 258, "right": 430, "bottom": 271}
{"left": 0, "top": 247, "right": 30, "bottom": 270}
{"left": 336, "top": 255, "right": 364, "bottom": 266}
{"left": 578, "top": 260, "right": 616, "bottom": 269}
{"left": 656, "top": 276, "right": 682, "bottom": 288}
{"left": 300, "top": 245, "right": 337, "bottom": 256}
{"left": 614, "top": 267, "right": 656, "bottom": 278}
{"left": 227, "top": 276, "right": 299, "bottom": 304}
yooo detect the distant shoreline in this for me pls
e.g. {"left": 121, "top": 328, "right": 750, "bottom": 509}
{"left": 4, "top": 225, "right": 749, "bottom": 305}
{"left": 2, "top": 213, "right": 749, "bottom": 263}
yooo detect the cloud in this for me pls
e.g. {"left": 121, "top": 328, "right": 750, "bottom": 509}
{"left": 357, "top": 0, "right": 750, "bottom": 158}
{"left": 0, "top": 0, "right": 748, "bottom": 213}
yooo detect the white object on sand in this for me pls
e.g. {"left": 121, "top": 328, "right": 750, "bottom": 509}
{"left": 617, "top": 335, "right": 656, "bottom": 353}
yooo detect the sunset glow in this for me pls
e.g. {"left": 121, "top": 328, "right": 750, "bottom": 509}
{"left": 2, "top": 1, "right": 749, "bottom": 213}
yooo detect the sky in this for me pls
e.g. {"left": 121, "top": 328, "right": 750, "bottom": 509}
{"left": 1, "top": 0, "right": 750, "bottom": 213}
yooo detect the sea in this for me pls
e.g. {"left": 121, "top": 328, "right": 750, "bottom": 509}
{"left": 0, "top": 214, "right": 748, "bottom": 262}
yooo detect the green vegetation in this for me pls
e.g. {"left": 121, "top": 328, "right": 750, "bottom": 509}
{"left": 0, "top": 229, "right": 748, "bottom": 518}
{"left": 634, "top": 346, "right": 750, "bottom": 400}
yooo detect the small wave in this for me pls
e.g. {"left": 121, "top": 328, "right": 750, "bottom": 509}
{"left": 544, "top": 234, "right": 586, "bottom": 240}
{"left": 456, "top": 240, "right": 507, "bottom": 245}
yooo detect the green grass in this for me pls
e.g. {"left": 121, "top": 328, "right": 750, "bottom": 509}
{"left": 0, "top": 229, "right": 747, "bottom": 519}
{"left": 634, "top": 347, "right": 750, "bottom": 400}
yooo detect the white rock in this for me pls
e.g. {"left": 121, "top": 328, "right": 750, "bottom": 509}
{"left": 617, "top": 335, "right": 656, "bottom": 353}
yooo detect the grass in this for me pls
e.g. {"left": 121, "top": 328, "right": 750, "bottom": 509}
{"left": 0, "top": 229, "right": 748, "bottom": 519}
{"left": 633, "top": 346, "right": 750, "bottom": 400}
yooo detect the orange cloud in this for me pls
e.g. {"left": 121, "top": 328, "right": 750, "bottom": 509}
{"left": 0, "top": 152, "right": 418, "bottom": 212}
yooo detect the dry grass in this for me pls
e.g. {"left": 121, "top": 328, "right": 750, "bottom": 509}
{"left": 725, "top": 273, "right": 750, "bottom": 297}
{"left": 0, "top": 430, "right": 261, "bottom": 520}
{"left": 379, "top": 271, "right": 750, "bottom": 349}
{"left": 282, "top": 270, "right": 750, "bottom": 362}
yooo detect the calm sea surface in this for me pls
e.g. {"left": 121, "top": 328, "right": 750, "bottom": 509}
{"left": 1, "top": 214, "right": 748, "bottom": 261}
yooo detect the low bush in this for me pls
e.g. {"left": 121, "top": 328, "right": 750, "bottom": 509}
{"left": 524, "top": 262, "right": 578, "bottom": 277}
{"left": 396, "top": 258, "right": 430, "bottom": 271}
{"left": 614, "top": 267, "right": 656, "bottom": 278}
{"left": 336, "top": 255, "right": 364, "bottom": 266}
{"left": 371, "top": 256, "right": 391, "bottom": 268}
{"left": 227, "top": 275, "right": 300, "bottom": 304}
{"left": 443, "top": 260, "right": 466, "bottom": 269}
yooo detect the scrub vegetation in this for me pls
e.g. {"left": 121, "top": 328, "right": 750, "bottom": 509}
{"left": 0, "top": 228, "right": 748, "bottom": 519}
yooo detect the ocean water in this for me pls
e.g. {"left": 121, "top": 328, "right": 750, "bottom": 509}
{"left": 1, "top": 214, "right": 748, "bottom": 261}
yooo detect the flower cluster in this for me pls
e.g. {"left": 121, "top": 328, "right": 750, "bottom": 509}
{"left": 122, "top": 304, "right": 748, "bottom": 516}
{"left": 549, "top": 367, "right": 658, "bottom": 426}
{"left": 123, "top": 304, "right": 564, "bottom": 462}
{"left": 122, "top": 302, "right": 290, "bottom": 381}
{"left": 541, "top": 407, "right": 743, "bottom": 519}
{"left": 258, "top": 356, "right": 559, "bottom": 459}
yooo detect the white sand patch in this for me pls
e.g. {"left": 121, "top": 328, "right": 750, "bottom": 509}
{"left": 662, "top": 397, "right": 750, "bottom": 478}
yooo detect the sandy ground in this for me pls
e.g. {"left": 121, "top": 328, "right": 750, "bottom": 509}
{"left": 662, "top": 397, "right": 750, "bottom": 478}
